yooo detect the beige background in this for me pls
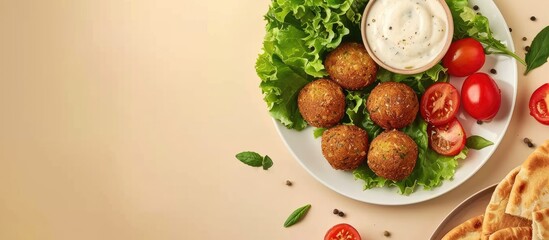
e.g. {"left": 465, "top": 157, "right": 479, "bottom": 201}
{"left": 0, "top": 0, "right": 548, "bottom": 239}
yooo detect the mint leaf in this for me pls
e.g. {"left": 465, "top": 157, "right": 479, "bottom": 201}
{"left": 466, "top": 135, "right": 494, "bottom": 150}
{"left": 283, "top": 204, "right": 311, "bottom": 228}
{"left": 236, "top": 151, "right": 274, "bottom": 170}
{"left": 262, "top": 155, "right": 273, "bottom": 170}
{"left": 235, "top": 151, "right": 263, "bottom": 167}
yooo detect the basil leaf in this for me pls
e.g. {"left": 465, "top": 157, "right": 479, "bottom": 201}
{"left": 525, "top": 26, "right": 549, "bottom": 75}
{"left": 466, "top": 136, "right": 494, "bottom": 150}
{"left": 283, "top": 204, "right": 311, "bottom": 228}
{"left": 262, "top": 155, "right": 273, "bottom": 170}
{"left": 235, "top": 151, "right": 263, "bottom": 167}
{"left": 313, "top": 128, "right": 327, "bottom": 139}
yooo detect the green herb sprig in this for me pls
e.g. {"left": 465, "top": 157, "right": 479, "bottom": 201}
{"left": 235, "top": 151, "right": 274, "bottom": 170}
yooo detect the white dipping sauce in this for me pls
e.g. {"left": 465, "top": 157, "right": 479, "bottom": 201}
{"left": 365, "top": 0, "right": 449, "bottom": 70}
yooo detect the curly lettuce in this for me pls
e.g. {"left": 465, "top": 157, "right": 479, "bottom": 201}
{"left": 255, "top": 0, "right": 368, "bottom": 130}
{"left": 377, "top": 64, "right": 448, "bottom": 93}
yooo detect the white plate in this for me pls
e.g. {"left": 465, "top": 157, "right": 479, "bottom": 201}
{"left": 274, "top": 0, "right": 517, "bottom": 205}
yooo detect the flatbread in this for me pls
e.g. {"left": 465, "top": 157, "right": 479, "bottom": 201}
{"left": 482, "top": 167, "right": 532, "bottom": 240}
{"left": 487, "top": 227, "right": 532, "bottom": 240}
{"left": 442, "top": 215, "right": 484, "bottom": 240}
{"left": 506, "top": 140, "right": 549, "bottom": 220}
{"left": 532, "top": 208, "right": 549, "bottom": 240}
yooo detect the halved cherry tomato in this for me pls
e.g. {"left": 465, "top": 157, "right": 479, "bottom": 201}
{"left": 461, "top": 72, "right": 501, "bottom": 121}
{"left": 324, "top": 223, "right": 361, "bottom": 240}
{"left": 529, "top": 83, "right": 549, "bottom": 125}
{"left": 420, "top": 83, "right": 460, "bottom": 126}
{"left": 428, "top": 118, "right": 466, "bottom": 156}
{"left": 442, "top": 38, "right": 486, "bottom": 77}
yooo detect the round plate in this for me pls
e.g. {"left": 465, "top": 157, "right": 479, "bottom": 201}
{"left": 274, "top": 0, "right": 517, "bottom": 205}
{"left": 430, "top": 184, "right": 497, "bottom": 239}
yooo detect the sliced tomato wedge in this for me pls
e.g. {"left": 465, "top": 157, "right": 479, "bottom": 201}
{"left": 420, "top": 83, "right": 460, "bottom": 126}
{"left": 428, "top": 118, "right": 466, "bottom": 156}
{"left": 324, "top": 223, "right": 361, "bottom": 240}
{"left": 529, "top": 83, "right": 549, "bottom": 125}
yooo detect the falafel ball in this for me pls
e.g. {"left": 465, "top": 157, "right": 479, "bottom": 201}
{"left": 321, "top": 125, "right": 369, "bottom": 171}
{"left": 366, "top": 82, "right": 419, "bottom": 129}
{"left": 325, "top": 42, "right": 378, "bottom": 90}
{"left": 298, "top": 79, "right": 345, "bottom": 128}
{"left": 367, "top": 130, "right": 418, "bottom": 181}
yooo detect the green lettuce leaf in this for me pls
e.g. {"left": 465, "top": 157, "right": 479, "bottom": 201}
{"left": 256, "top": 0, "right": 369, "bottom": 130}
{"left": 342, "top": 88, "right": 383, "bottom": 140}
{"left": 313, "top": 128, "right": 327, "bottom": 138}
{"left": 257, "top": 53, "right": 310, "bottom": 130}
{"left": 376, "top": 64, "right": 448, "bottom": 94}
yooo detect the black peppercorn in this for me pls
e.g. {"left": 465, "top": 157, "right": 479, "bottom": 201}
{"left": 525, "top": 46, "right": 531, "bottom": 52}
{"left": 337, "top": 211, "right": 345, "bottom": 217}
{"left": 531, "top": 16, "right": 537, "bottom": 21}
{"left": 473, "top": 5, "right": 479, "bottom": 10}
{"left": 523, "top": 138, "right": 535, "bottom": 148}
{"left": 285, "top": 180, "right": 292, "bottom": 186}
{"left": 333, "top": 209, "right": 339, "bottom": 214}
{"left": 490, "top": 69, "right": 497, "bottom": 74}
{"left": 522, "top": 37, "right": 527, "bottom": 41}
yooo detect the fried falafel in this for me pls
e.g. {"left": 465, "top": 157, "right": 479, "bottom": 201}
{"left": 321, "top": 125, "right": 369, "bottom": 171}
{"left": 366, "top": 82, "right": 419, "bottom": 129}
{"left": 297, "top": 79, "right": 346, "bottom": 128}
{"left": 325, "top": 42, "right": 378, "bottom": 90}
{"left": 367, "top": 130, "right": 418, "bottom": 181}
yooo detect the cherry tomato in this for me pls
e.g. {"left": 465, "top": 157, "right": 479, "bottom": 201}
{"left": 420, "top": 83, "right": 460, "bottom": 126}
{"left": 324, "top": 223, "right": 361, "bottom": 240}
{"left": 442, "top": 38, "right": 486, "bottom": 77}
{"left": 461, "top": 72, "right": 501, "bottom": 121}
{"left": 428, "top": 118, "right": 466, "bottom": 156}
{"left": 529, "top": 83, "right": 549, "bottom": 125}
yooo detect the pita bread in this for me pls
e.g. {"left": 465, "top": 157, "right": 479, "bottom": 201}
{"left": 506, "top": 140, "right": 549, "bottom": 220}
{"left": 487, "top": 227, "right": 532, "bottom": 240}
{"left": 532, "top": 208, "right": 549, "bottom": 240}
{"left": 442, "top": 215, "right": 484, "bottom": 240}
{"left": 482, "top": 167, "right": 532, "bottom": 240}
